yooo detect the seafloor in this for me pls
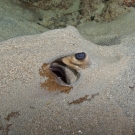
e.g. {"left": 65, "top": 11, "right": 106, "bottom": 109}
{"left": 1, "top": 0, "right": 135, "bottom": 135}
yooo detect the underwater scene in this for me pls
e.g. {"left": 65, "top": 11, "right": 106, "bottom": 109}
{"left": 0, "top": 0, "right": 135, "bottom": 134}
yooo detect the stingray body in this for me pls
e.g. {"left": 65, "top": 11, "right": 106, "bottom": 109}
{"left": 0, "top": 26, "right": 135, "bottom": 135}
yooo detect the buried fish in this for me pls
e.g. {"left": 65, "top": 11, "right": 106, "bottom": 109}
{"left": 0, "top": 26, "right": 135, "bottom": 134}
{"left": 39, "top": 52, "right": 90, "bottom": 93}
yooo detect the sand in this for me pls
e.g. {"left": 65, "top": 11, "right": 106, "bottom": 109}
{"left": 0, "top": 0, "right": 49, "bottom": 42}
{"left": 1, "top": 0, "right": 135, "bottom": 135}
{"left": 0, "top": 26, "right": 135, "bottom": 135}
{"left": 77, "top": 9, "right": 135, "bottom": 46}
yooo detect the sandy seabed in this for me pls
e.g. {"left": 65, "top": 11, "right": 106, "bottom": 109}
{"left": 1, "top": 0, "right": 135, "bottom": 135}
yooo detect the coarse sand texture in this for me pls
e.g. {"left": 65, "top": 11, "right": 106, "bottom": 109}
{"left": 0, "top": 26, "right": 135, "bottom": 135}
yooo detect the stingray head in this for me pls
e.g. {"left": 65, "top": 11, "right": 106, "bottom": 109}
{"left": 39, "top": 52, "right": 90, "bottom": 93}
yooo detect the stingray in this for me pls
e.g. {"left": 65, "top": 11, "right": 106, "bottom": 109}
{"left": 0, "top": 26, "right": 135, "bottom": 135}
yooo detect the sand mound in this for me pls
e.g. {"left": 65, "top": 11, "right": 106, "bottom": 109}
{"left": 0, "top": 26, "right": 135, "bottom": 135}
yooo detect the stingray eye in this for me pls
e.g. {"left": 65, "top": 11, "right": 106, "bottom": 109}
{"left": 75, "top": 52, "right": 86, "bottom": 60}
